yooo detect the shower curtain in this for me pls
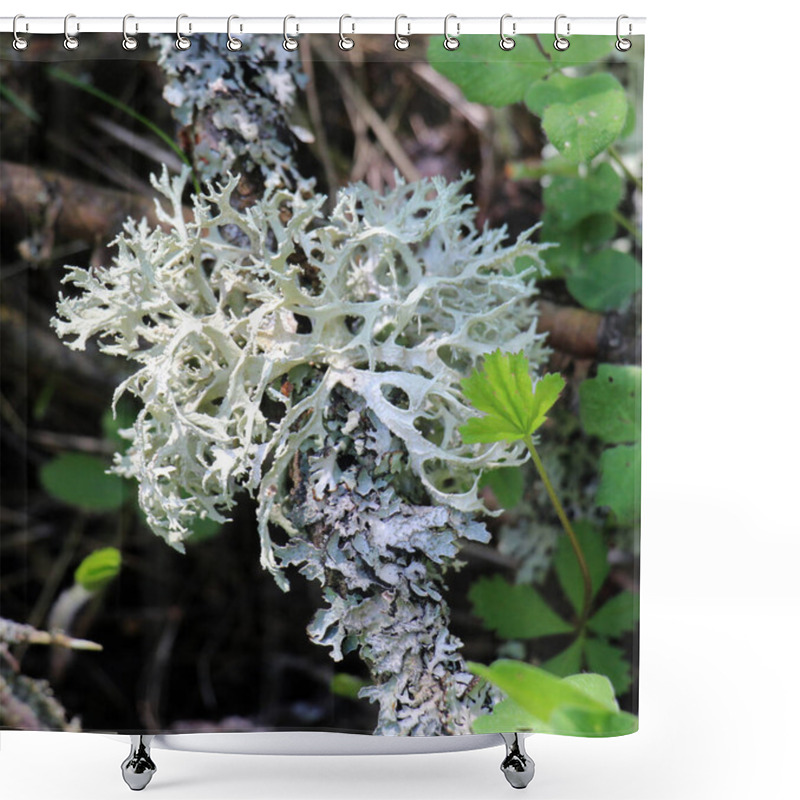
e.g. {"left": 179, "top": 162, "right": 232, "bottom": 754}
{"left": 0, "top": 26, "right": 642, "bottom": 745}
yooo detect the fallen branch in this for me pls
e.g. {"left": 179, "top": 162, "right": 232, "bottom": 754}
{"left": 0, "top": 161, "right": 161, "bottom": 245}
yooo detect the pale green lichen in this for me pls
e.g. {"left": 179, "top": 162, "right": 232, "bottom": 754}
{"left": 53, "top": 167, "right": 549, "bottom": 596}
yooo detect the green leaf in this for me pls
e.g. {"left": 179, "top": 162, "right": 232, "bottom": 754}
{"left": 542, "top": 635, "right": 585, "bottom": 676}
{"left": 460, "top": 350, "right": 564, "bottom": 444}
{"left": 428, "top": 35, "right": 549, "bottom": 107}
{"left": 588, "top": 591, "right": 639, "bottom": 638}
{"left": 583, "top": 637, "right": 632, "bottom": 695}
{"left": 469, "top": 660, "right": 637, "bottom": 737}
{"left": 525, "top": 73, "right": 624, "bottom": 118}
{"left": 479, "top": 466, "right": 524, "bottom": 509}
{"left": 544, "top": 163, "right": 623, "bottom": 229}
{"left": 579, "top": 364, "right": 642, "bottom": 444}
{"left": 330, "top": 673, "right": 368, "bottom": 700}
{"left": 566, "top": 249, "right": 642, "bottom": 312}
{"left": 40, "top": 453, "right": 125, "bottom": 512}
{"left": 74, "top": 547, "right": 121, "bottom": 592}
{"left": 469, "top": 660, "right": 611, "bottom": 721}
{"left": 472, "top": 698, "right": 545, "bottom": 734}
{"left": 539, "top": 213, "right": 617, "bottom": 278}
{"left": 596, "top": 443, "right": 641, "bottom": 526}
{"left": 549, "top": 705, "right": 638, "bottom": 736}
{"left": 469, "top": 575, "right": 573, "bottom": 638}
{"left": 561, "top": 673, "right": 618, "bottom": 711}
{"left": 101, "top": 404, "right": 137, "bottom": 450}
{"left": 536, "top": 78, "right": 628, "bottom": 163}
{"left": 553, "top": 521, "right": 610, "bottom": 614}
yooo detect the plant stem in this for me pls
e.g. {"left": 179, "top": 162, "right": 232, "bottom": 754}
{"left": 608, "top": 146, "right": 643, "bottom": 193}
{"left": 611, "top": 209, "right": 642, "bottom": 243}
{"left": 524, "top": 437, "right": 593, "bottom": 626}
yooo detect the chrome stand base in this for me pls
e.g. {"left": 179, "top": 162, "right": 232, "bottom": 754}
{"left": 121, "top": 735, "right": 156, "bottom": 791}
{"left": 500, "top": 733, "right": 535, "bottom": 790}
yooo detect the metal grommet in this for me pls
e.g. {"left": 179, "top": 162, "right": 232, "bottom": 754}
{"left": 339, "top": 15, "right": 355, "bottom": 50}
{"left": 12, "top": 14, "right": 28, "bottom": 51}
{"left": 175, "top": 14, "right": 191, "bottom": 50}
{"left": 554, "top": 14, "right": 570, "bottom": 51}
{"left": 63, "top": 13, "right": 79, "bottom": 51}
{"left": 499, "top": 13, "right": 515, "bottom": 50}
{"left": 227, "top": 15, "right": 243, "bottom": 51}
{"left": 443, "top": 14, "right": 459, "bottom": 51}
{"left": 122, "top": 14, "right": 138, "bottom": 50}
{"left": 283, "top": 15, "right": 299, "bottom": 51}
{"left": 394, "top": 15, "right": 410, "bottom": 51}
{"left": 615, "top": 14, "right": 632, "bottom": 51}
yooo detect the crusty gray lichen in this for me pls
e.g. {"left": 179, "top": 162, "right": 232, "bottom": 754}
{"left": 150, "top": 34, "right": 307, "bottom": 186}
{"left": 280, "top": 387, "right": 490, "bottom": 734}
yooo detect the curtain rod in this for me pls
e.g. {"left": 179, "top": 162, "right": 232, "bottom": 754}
{"left": 0, "top": 16, "right": 646, "bottom": 37}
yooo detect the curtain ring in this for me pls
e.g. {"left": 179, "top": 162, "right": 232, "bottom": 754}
{"left": 63, "top": 13, "right": 79, "bottom": 51}
{"left": 12, "top": 15, "right": 28, "bottom": 51}
{"left": 499, "top": 14, "right": 515, "bottom": 50}
{"left": 443, "top": 14, "right": 459, "bottom": 51}
{"left": 283, "top": 15, "right": 299, "bottom": 51}
{"left": 175, "top": 14, "right": 191, "bottom": 50}
{"left": 122, "top": 14, "right": 138, "bottom": 51}
{"left": 615, "top": 15, "right": 632, "bottom": 51}
{"left": 554, "top": 14, "right": 570, "bottom": 51}
{"left": 394, "top": 15, "right": 410, "bottom": 51}
{"left": 227, "top": 15, "right": 243, "bottom": 51}
{"left": 339, "top": 15, "right": 355, "bottom": 50}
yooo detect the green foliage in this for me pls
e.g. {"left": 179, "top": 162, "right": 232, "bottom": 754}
{"left": 331, "top": 673, "right": 368, "bottom": 700}
{"left": 74, "top": 547, "right": 121, "bottom": 592}
{"left": 40, "top": 453, "right": 125, "bottom": 512}
{"left": 459, "top": 350, "right": 564, "bottom": 444}
{"left": 579, "top": 365, "right": 641, "bottom": 444}
{"left": 469, "top": 575, "right": 574, "bottom": 638}
{"left": 566, "top": 250, "right": 642, "bottom": 312}
{"left": 579, "top": 367, "right": 641, "bottom": 527}
{"left": 467, "top": 522, "right": 638, "bottom": 694}
{"left": 479, "top": 466, "right": 524, "bottom": 509}
{"left": 543, "top": 163, "right": 623, "bottom": 228}
{"left": 553, "top": 521, "right": 610, "bottom": 612}
{"left": 596, "top": 443, "right": 641, "bottom": 527}
{"left": 469, "top": 659, "right": 637, "bottom": 736}
{"left": 426, "top": 35, "right": 549, "bottom": 107}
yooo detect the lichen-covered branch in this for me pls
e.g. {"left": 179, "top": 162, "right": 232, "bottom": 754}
{"left": 280, "top": 388, "right": 490, "bottom": 734}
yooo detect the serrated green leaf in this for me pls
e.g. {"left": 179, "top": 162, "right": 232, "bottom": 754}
{"left": 579, "top": 364, "right": 642, "bottom": 444}
{"left": 40, "top": 453, "right": 125, "bottom": 512}
{"left": 460, "top": 350, "right": 564, "bottom": 444}
{"left": 542, "top": 635, "right": 585, "bottom": 676}
{"left": 427, "top": 35, "right": 549, "bottom": 107}
{"left": 544, "top": 89, "right": 627, "bottom": 162}
{"left": 566, "top": 249, "right": 642, "bottom": 312}
{"left": 544, "top": 163, "right": 623, "bottom": 228}
{"left": 479, "top": 466, "right": 524, "bottom": 509}
{"left": 588, "top": 591, "right": 639, "bottom": 638}
{"left": 584, "top": 637, "right": 632, "bottom": 695}
{"left": 74, "top": 547, "right": 121, "bottom": 592}
{"left": 553, "top": 521, "right": 610, "bottom": 614}
{"left": 469, "top": 575, "right": 573, "bottom": 638}
{"left": 596, "top": 443, "right": 641, "bottom": 526}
